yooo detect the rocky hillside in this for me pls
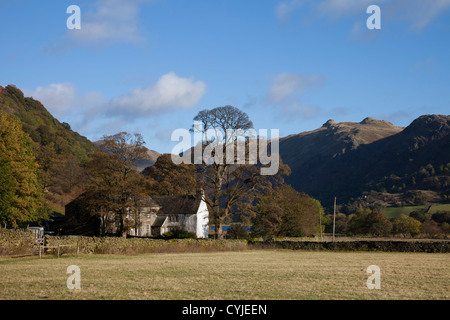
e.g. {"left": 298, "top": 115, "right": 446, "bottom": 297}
{"left": 279, "top": 115, "right": 450, "bottom": 208}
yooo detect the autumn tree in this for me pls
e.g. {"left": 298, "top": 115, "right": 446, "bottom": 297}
{"left": 0, "top": 111, "right": 47, "bottom": 227}
{"left": 34, "top": 144, "right": 58, "bottom": 191}
{"left": 86, "top": 132, "right": 148, "bottom": 237}
{"left": 189, "top": 105, "right": 290, "bottom": 239}
{"left": 347, "top": 208, "right": 392, "bottom": 236}
{"left": 251, "top": 185, "right": 324, "bottom": 239}
{"left": 392, "top": 214, "right": 421, "bottom": 237}
{"left": 52, "top": 153, "right": 86, "bottom": 194}
{"left": 142, "top": 153, "right": 197, "bottom": 196}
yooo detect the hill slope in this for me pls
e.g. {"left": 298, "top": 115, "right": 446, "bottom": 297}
{"left": 0, "top": 84, "right": 99, "bottom": 214}
{"left": 0, "top": 85, "right": 97, "bottom": 163}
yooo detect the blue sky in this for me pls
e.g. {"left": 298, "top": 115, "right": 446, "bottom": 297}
{"left": 1, "top": 0, "right": 449, "bottom": 154}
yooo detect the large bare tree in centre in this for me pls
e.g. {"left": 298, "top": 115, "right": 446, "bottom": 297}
{"left": 191, "top": 106, "right": 290, "bottom": 239}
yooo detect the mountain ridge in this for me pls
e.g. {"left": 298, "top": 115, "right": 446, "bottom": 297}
{"left": 279, "top": 114, "right": 450, "bottom": 208}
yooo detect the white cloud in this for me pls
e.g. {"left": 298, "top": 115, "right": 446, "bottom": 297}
{"left": 108, "top": 72, "right": 207, "bottom": 116}
{"left": 24, "top": 72, "right": 206, "bottom": 124}
{"left": 266, "top": 72, "right": 325, "bottom": 104}
{"left": 23, "top": 83, "right": 77, "bottom": 118}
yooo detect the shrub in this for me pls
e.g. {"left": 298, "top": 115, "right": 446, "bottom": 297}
{"left": 392, "top": 214, "right": 421, "bottom": 237}
{"left": 347, "top": 208, "right": 392, "bottom": 236}
{"left": 162, "top": 229, "right": 197, "bottom": 239}
{"left": 226, "top": 224, "right": 250, "bottom": 239}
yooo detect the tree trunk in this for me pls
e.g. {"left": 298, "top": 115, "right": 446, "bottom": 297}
{"left": 215, "top": 222, "right": 223, "bottom": 240}
{"left": 119, "top": 209, "right": 128, "bottom": 238}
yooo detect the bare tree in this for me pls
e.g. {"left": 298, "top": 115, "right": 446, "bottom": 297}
{"left": 191, "top": 106, "right": 289, "bottom": 239}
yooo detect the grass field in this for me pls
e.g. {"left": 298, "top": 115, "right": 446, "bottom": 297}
{"left": 0, "top": 250, "right": 448, "bottom": 300}
{"left": 381, "top": 204, "right": 450, "bottom": 219}
{"left": 381, "top": 206, "right": 426, "bottom": 219}
{"left": 428, "top": 204, "right": 450, "bottom": 214}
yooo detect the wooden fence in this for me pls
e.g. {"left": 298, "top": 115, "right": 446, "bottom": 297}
{"left": 36, "top": 240, "right": 79, "bottom": 259}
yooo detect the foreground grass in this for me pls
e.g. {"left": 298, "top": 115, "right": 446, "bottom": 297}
{"left": 0, "top": 250, "right": 448, "bottom": 300}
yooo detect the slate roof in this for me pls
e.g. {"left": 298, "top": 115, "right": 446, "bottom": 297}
{"left": 153, "top": 195, "right": 202, "bottom": 215}
{"left": 152, "top": 215, "right": 168, "bottom": 228}
{"left": 134, "top": 196, "right": 161, "bottom": 208}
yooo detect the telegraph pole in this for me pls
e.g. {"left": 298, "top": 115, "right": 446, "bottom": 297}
{"left": 332, "top": 197, "right": 336, "bottom": 242}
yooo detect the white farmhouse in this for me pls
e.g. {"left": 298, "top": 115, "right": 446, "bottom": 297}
{"left": 65, "top": 191, "right": 210, "bottom": 238}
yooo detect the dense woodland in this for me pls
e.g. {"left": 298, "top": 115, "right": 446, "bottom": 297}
{"left": 0, "top": 85, "right": 449, "bottom": 238}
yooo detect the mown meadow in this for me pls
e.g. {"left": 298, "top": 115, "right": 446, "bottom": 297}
{"left": 0, "top": 250, "right": 448, "bottom": 300}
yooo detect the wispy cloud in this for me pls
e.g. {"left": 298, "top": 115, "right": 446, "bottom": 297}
{"left": 393, "top": 0, "right": 450, "bottom": 31}
{"left": 70, "top": 0, "right": 148, "bottom": 45}
{"left": 266, "top": 72, "right": 325, "bottom": 104}
{"left": 413, "top": 56, "right": 436, "bottom": 71}
{"left": 275, "top": 0, "right": 450, "bottom": 31}
{"left": 265, "top": 72, "right": 325, "bottom": 121}
{"left": 275, "top": 0, "right": 303, "bottom": 23}
{"left": 47, "top": 0, "right": 154, "bottom": 51}
{"left": 279, "top": 101, "right": 322, "bottom": 120}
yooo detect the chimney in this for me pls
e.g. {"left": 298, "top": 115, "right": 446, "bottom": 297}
{"left": 196, "top": 185, "right": 205, "bottom": 200}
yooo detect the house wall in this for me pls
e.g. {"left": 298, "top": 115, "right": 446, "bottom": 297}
{"left": 182, "top": 214, "right": 196, "bottom": 234}
{"left": 196, "top": 199, "right": 209, "bottom": 238}
{"left": 128, "top": 208, "right": 159, "bottom": 236}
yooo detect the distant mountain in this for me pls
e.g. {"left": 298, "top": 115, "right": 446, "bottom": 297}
{"left": 0, "top": 84, "right": 97, "bottom": 163}
{"left": 279, "top": 115, "right": 450, "bottom": 208}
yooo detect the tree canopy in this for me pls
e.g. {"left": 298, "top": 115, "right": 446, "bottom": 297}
{"left": 85, "top": 132, "right": 147, "bottom": 237}
{"left": 251, "top": 184, "right": 324, "bottom": 239}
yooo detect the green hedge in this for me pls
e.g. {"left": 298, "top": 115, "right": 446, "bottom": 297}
{"left": 248, "top": 240, "right": 450, "bottom": 253}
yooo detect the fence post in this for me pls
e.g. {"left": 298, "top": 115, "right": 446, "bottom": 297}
{"left": 57, "top": 244, "right": 60, "bottom": 258}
